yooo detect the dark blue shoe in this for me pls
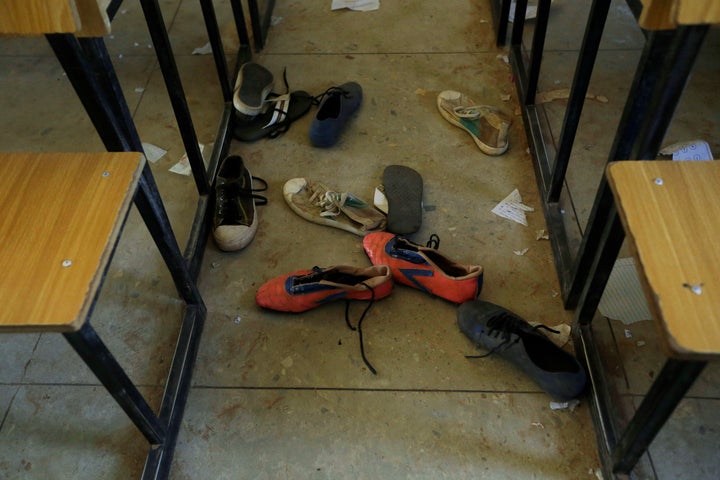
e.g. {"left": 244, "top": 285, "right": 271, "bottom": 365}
{"left": 457, "top": 300, "right": 587, "bottom": 401}
{"left": 310, "top": 82, "right": 363, "bottom": 148}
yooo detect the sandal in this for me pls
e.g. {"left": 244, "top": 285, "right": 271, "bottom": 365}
{"left": 233, "top": 62, "right": 275, "bottom": 116}
{"left": 437, "top": 90, "right": 510, "bottom": 156}
{"left": 283, "top": 178, "right": 386, "bottom": 236}
{"left": 234, "top": 90, "right": 314, "bottom": 142}
{"left": 382, "top": 165, "right": 423, "bottom": 235}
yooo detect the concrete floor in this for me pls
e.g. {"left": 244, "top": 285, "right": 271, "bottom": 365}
{"left": 0, "top": 0, "right": 718, "bottom": 478}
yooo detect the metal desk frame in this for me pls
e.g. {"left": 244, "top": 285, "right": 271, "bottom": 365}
{"left": 34, "top": 0, "right": 273, "bottom": 478}
{"left": 491, "top": 0, "right": 711, "bottom": 477}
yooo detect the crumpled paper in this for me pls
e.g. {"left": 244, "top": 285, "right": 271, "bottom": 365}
{"left": 491, "top": 189, "right": 534, "bottom": 226}
{"left": 332, "top": 0, "right": 379, "bottom": 12}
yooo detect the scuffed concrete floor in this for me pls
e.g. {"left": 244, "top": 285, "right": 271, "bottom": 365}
{"left": 1, "top": 1, "right": 718, "bottom": 478}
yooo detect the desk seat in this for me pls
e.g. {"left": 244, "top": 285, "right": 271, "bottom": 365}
{"left": 0, "top": 152, "right": 144, "bottom": 332}
{"left": 607, "top": 160, "right": 720, "bottom": 358}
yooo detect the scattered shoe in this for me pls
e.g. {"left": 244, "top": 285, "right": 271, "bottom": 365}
{"left": 310, "top": 82, "right": 363, "bottom": 148}
{"left": 437, "top": 90, "right": 510, "bottom": 155}
{"left": 363, "top": 232, "right": 483, "bottom": 303}
{"left": 256, "top": 264, "right": 394, "bottom": 374}
{"left": 213, "top": 155, "right": 267, "bottom": 251}
{"left": 284, "top": 178, "right": 386, "bottom": 236}
{"left": 256, "top": 264, "right": 393, "bottom": 313}
{"left": 457, "top": 300, "right": 587, "bottom": 401}
{"left": 382, "top": 165, "right": 423, "bottom": 235}
{"left": 233, "top": 62, "right": 275, "bottom": 116}
{"left": 234, "top": 90, "right": 314, "bottom": 142}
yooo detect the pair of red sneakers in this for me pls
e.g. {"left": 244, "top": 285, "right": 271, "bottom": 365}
{"left": 254, "top": 233, "right": 483, "bottom": 375}
{"left": 255, "top": 232, "right": 483, "bottom": 312}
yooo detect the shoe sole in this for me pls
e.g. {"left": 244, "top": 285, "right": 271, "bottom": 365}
{"left": 233, "top": 63, "right": 274, "bottom": 116}
{"left": 382, "top": 165, "right": 423, "bottom": 235}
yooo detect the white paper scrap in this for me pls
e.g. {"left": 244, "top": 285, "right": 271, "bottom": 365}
{"left": 192, "top": 42, "right": 213, "bottom": 55}
{"left": 598, "top": 257, "right": 652, "bottom": 325}
{"left": 509, "top": 1, "right": 538, "bottom": 23}
{"left": 141, "top": 142, "right": 167, "bottom": 163}
{"left": 491, "top": 189, "right": 534, "bottom": 226}
{"left": 170, "top": 143, "right": 207, "bottom": 176}
{"left": 509, "top": 0, "right": 554, "bottom": 23}
{"left": 513, "top": 248, "right": 529, "bottom": 256}
{"left": 331, "top": 0, "right": 379, "bottom": 12}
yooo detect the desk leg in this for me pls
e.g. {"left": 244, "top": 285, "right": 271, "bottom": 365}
{"left": 612, "top": 359, "right": 706, "bottom": 474}
{"left": 64, "top": 323, "right": 165, "bottom": 445}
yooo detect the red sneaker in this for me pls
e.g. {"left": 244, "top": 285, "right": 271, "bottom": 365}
{"left": 363, "top": 232, "right": 483, "bottom": 303}
{"left": 256, "top": 264, "right": 393, "bottom": 313}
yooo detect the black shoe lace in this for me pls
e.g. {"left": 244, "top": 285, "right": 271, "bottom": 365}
{"left": 343, "top": 281, "right": 378, "bottom": 375}
{"left": 426, "top": 233, "right": 440, "bottom": 249}
{"left": 465, "top": 313, "right": 559, "bottom": 359}
{"left": 312, "top": 86, "right": 350, "bottom": 106}
{"left": 216, "top": 176, "right": 269, "bottom": 221}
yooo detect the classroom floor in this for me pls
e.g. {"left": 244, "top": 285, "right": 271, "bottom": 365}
{"left": 1, "top": 1, "right": 718, "bottom": 479}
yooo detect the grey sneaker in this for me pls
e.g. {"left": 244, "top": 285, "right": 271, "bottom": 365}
{"left": 457, "top": 300, "right": 586, "bottom": 401}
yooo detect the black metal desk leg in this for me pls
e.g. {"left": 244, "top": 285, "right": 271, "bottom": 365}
{"left": 612, "top": 359, "right": 706, "bottom": 473}
{"left": 139, "top": 0, "right": 209, "bottom": 196}
{"left": 63, "top": 323, "right": 166, "bottom": 445}
{"left": 135, "top": 163, "right": 205, "bottom": 308}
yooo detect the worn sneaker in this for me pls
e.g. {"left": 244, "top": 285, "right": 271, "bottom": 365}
{"left": 457, "top": 300, "right": 587, "bottom": 401}
{"left": 309, "top": 82, "right": 363, "bottom": 148}
{"left": 363, "top": 232, "right": 483, "bottom": 303}
{"left": 256, "top": 264, "right": 394, "bottom": 374}
{"left": 213, "top": 155, "right": 267, "bottom": 251}
{"left": 256, "top": 264, "right": 392, "bottom": 312}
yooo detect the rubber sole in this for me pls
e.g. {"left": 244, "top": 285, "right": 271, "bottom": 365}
{"left": 382, "top": 165, "right": 423, "bottom": 235}
{"left": 233, "top": 62, "right": 274, "bottom": 116}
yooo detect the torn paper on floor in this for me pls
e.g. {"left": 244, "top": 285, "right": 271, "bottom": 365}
{"left": 598, "top": 257, "right": 652, "bottom": 324}
{"left": 169, "top": 143, "right": 208, "bottom": 176}
{"left": 492, "top": 189, "right": 534, "bottom": 226}
{"left": 192, "top": 42, "right": 213, "bottom": 55}
{"left": 509, "top": 0, "right": 555, "bottom": 22}
{"left": 141, "top": 142, "right": 167, "bottom": 163}
{"left": 332, "top": 0, "right": 379, "bottom": 12}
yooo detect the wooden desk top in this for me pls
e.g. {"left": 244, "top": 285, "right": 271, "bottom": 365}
{"left": 607, "top": 160, "right": 720, "bottom": 358}
{"left": 639, "top": 0, "right": 720, "bottom": 29}
{"left": 0, "top": 152, "right": 144, "bottom": 332}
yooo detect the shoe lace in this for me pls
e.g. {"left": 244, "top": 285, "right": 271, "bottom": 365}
{"left": 312, "top": 86, "right": 350, "bottom": 106}
{"left": 216, "top": 176, "right": 269, "bottom": 220}
{"left": 426, "top": 233, "right": 440, "bottom": 249}
{"left": 453, "top": 105, "right": 484, "bottom": 120}
{"left": 343, "top": 281, "right": 378, "bottom": 375}
{"left": 465, "top": 313, "right": 559, "bottom": 359}
{"left": 307, "top": 183, "right": 345, "bottom": 218}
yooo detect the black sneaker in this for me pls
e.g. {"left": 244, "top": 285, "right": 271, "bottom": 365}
{"left": 457, "top": 300, "right": 586, "bottom": 401}
{"left": 213, "top": 155, "right": 267, "bottom": 251}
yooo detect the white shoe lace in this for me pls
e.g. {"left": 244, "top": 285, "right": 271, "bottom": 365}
{"left": 307, "top": 183, "right": 344, "bottom": 218}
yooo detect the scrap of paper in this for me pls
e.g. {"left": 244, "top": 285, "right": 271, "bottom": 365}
{"left": 598, "top": 257, "right": 652, "bottom": 324}
{"left": 141, "top": 142, "right": 167, "bottom": 163}
{"left": 491, "top": 189, "right": 534, "bottom": 226}
{"left": 192, "top": 42, "right": 213, "bottom": 55}
{"left": 169, "top": 143, "right": 207, "bottom": 176}
{"left": 332, "top": 0, "right": 380, "bottom": 12}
